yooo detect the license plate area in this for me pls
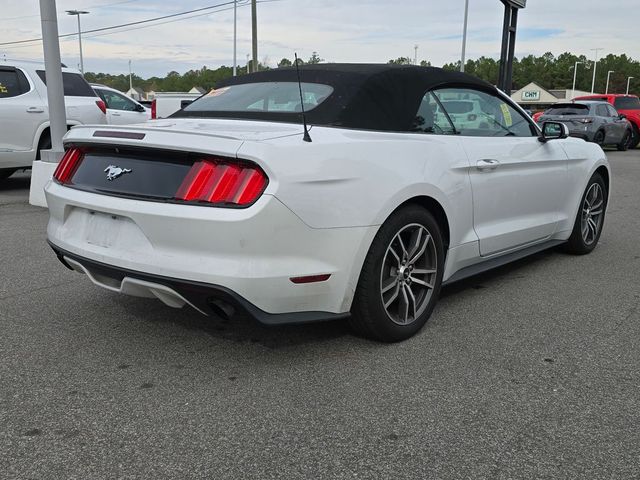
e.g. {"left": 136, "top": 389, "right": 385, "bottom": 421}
{"left": 85, "top": 211, "right": 123, "bottom": 248}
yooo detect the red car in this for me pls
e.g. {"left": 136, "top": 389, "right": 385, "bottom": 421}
{"left": 573, "top": 94, "right": 640, "bottom": 148}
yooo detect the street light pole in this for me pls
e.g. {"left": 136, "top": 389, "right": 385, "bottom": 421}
{"left": 31, "top": 0, "right": 67, "bottom": 207}
{"left": 605, "top": 70, "right": 614, "bottom": 94}
{"left": 251, "top": 0, "right": 258, "bottom": 72}
{"left": 460, "top": 0, "right": 469, "bottom": 72}
{"left": 571, "top": 61, "right": 582, "bottom": 99}
{"left": 66, "top": 9, "right": 89, "bottom": 75}
{"left": 627, "top": 77, "right": 634, "bottom": 95}
{"left": 128, "top": 59, "right": 132, "bottom": 91}
{"left": 233, "top": 0, "right": 237, "bottom": 76}
{"left": 590, "top": 48, "right": 602, "bottom": 94}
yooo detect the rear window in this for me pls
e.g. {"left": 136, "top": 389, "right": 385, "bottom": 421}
{"left": 546, "top": 105, "right": 590, "bottom": 115}
{"left": 182, "top": 82, "right": 333, "bottom": 114}
{"left": 440, "top": 101, "right": 474, "bottom": 114}
{"left": 614, "top": 96, "right": 640, "bottom": 110}
{"left": 0, "top": 69, "right": 30, "bottom": 98}
{"left": 36, "top": 70, "right": 96, "bottom": 97}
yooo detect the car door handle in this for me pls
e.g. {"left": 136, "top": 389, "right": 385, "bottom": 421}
{"left": 111, "top": 112, "right": 121, "bottom": 116}
{"left": 26, "top": 107, "right": 44, "bottom": 113}
{"left": 476, "top": 159, "right": 500, "bottom": 171}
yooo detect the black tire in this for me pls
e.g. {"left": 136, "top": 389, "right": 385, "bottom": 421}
{"left": 630, "top": 125, "right": 640, "bottom": 149}
{"left": 0, "top": 169, "right": 16, "bottom": 180}
{"left": 593, "top": 130, "right": 605, "bottom": 146}
{"left": 564, "top": 173, "right": 607, "bottom": 255}
{"left": 36, "top": 131, "right": 51, "bottom": 160}
{"left": 617, "top": 130, "right": 631, "bottom": 151}
{"left": 349, "top": 205, "right": 445, "bottom": 342}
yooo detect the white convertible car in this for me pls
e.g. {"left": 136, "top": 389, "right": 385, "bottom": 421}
{"left": 45, "top": 64, "right": 610, "bottom": 342}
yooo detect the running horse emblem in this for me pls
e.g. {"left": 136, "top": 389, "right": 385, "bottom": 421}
{"left": 104, "top": 165, "right": 132, "bottom": 181}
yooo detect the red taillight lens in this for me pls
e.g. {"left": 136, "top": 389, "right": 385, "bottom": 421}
{"left": 176, "top": 159, "right": 268, "bottom": 206}
{"left": 53, "top": 148, "right": 84, "bottom": 184}
{"left": 151, "top": 99, "right": 157, "bottom": 119}
{"left": 96, "top": 99, "right": 107, "bottom": 115}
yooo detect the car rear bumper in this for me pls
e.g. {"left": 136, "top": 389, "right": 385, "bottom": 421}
{"left": 49, "top": 242, "right": 350, "bottom": 325}
{"left": 45, "top": 181, "right": 376, "bottom": 318}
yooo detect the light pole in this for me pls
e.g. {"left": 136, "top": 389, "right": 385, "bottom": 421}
{"left": 605, "top": 70, "right": 614, "bottom": 94}
{"left": 460, "top": 0, "right": 469, "bottom": 72}
{"left": 128, "top": 59, "right": 132, "bottom": 91}
{"left": 627, "top": 77, "right": 634, "bottom": 95}
{"left": 251, "top": 0, "right": 257, "bottom": 72}
{"left": 414, "top": 44, "right": 418, "bottom": 66}
{"left": 571, "top": 61, "right": 582, "bottom": 99}
{"left": 590, "top": 48, "right": 602, "bottom": 94}
{"left": 233, "top": 0, "right": 237, "bottom": 76}
{"left": 66, "top": 9, "right": 89, "bottom": 74}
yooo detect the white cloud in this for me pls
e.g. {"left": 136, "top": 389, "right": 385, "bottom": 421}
{"left": 0, "top": 0, "right": 637, "bottom": 77}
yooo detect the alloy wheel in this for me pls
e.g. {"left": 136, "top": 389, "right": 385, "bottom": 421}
{"left": 581, "top": 182, "right": 605, "bottom": 245}
{"left": 380, "top": 223, "right": 438, "bottom": 325}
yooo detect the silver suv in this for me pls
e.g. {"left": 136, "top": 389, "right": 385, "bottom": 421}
{"left": 0, "top": 60, "right": 107, "bottom": 179}
{"left": 538, "top": 101, "right": 633, "bottom": 151}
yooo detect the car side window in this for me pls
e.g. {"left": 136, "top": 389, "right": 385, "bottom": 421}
{"left": 605, "top": 104, "right": 618, "bottom": 118}
{"left": 595, "top": 105, "right": 609, "bottom": 117}
{"left": 102, "top": 90, "right": 138, "bottom": 111}
{"left": 0, "top": 69, "right": 30, "bottom": 98}
{"left": 410, "top": 92, "right": 455, "bottom": 135}
{"left": 431, "top": 87, "right": 536, "bottom": 137}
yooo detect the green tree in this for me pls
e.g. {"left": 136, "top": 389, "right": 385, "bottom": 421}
{"left": 307, "top": 52, "right": 324, "bottom": 64}
{"left": 388, "top": 57, "right": 413, "bottom": 65}
{"left": 278, "top": 58, "right": 292, "bottom": 68}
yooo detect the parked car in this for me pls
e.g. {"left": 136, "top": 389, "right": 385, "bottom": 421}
{"left": 150, "top": 92, "right": 203, "bottom": 119}
{"left": 0, "top": 60, "right": 106, "bottom": 179}
{"left": 573, "top": 94, "right": 640, "bottom": 148}
{"left": 45, "top": 64, "right": 610, "bottom": 342}
{"left": 537, "top": 101, "right": 633, "bottom": 150}
{"left": 92, "top": 84, "right": 150, "bottom": 125}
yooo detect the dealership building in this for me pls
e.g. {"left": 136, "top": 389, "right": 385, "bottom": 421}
{"left": 511, "top": 82, "right": 594, "bottom": 112}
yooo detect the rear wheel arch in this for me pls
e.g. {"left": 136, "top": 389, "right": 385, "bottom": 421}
{"left": 36, "top": 123, "right": 79, "bottom": 159}
{"left": 393, "top": 196, "right": 451, "bottom": 252}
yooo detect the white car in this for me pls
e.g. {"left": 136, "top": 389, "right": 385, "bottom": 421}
{"left": 92, "top": 84, "right": 151, "bottom": 125}
{"left": 45, "top": 65, "right": 610, "bottom": 342}
{"left": 0, "top": 60, "right": 106, "bottom": 179}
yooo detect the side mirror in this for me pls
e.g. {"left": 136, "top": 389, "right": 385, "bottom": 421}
{"left": 539, "top": 121, "right": 569, "bottom": 142}
{"left": 619, "top": 113, "right": 626, "bottom": 120}
{"left": 136, "top": 104, "right": 146, "bottom": 112}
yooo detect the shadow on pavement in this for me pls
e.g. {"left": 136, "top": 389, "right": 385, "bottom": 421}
{"left": 0, "top": 171, "right": 31, "bottom": 192}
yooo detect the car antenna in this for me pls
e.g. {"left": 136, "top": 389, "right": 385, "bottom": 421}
{"left": 294, "top": 53, "right": 312, "bottom": 143}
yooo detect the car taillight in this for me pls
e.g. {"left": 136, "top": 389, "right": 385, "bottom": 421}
{"left": 96, "top": 99, "right": 107, "bottom": 115}
{"left": 467, "top": 114, "right": 477, "bottom": 121}
{"left": 53, "top": 148, "right": 84, "bottom": 184}
{"left": 151, "top": 99, "right": 157, "bottom": 119}
{"left": 175, "top": 159, "right": 268, "bottom": 206}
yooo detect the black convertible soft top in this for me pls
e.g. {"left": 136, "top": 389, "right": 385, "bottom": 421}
{"left": 174, "top": 64, "right": 495, "bottom": 132}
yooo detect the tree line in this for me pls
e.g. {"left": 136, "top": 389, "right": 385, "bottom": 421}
{"left": 84, "top": 52, "right": 640, "bottom": 95}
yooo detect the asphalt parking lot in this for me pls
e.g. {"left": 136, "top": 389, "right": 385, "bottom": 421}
{"left": 1, "top": 150, "right": 639, "bottom": 480}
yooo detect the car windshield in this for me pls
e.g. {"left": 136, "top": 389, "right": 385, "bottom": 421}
{"left": 545, "top": 105, "right": 590, "bottom": 115}
{"left": 614, "top": 97, "right": 640, "bottom": 110}
{"left": 182, "top": 82, "right": 334, "bottom": 114}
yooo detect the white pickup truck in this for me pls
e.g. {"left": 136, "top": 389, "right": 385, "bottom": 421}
{"left": 150, "top": 92, "right": 204, "bottom": 119}
{"left": 0, "top": 60, "right": 106, "bottom": 179}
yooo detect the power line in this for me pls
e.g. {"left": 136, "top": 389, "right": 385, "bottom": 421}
{"left": 0, "top": 1, "right": 244, "bottom": 46}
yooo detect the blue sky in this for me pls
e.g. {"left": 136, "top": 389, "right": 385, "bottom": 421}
{"left": 0, "top": 0, "right": 636, "bottom": 77}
